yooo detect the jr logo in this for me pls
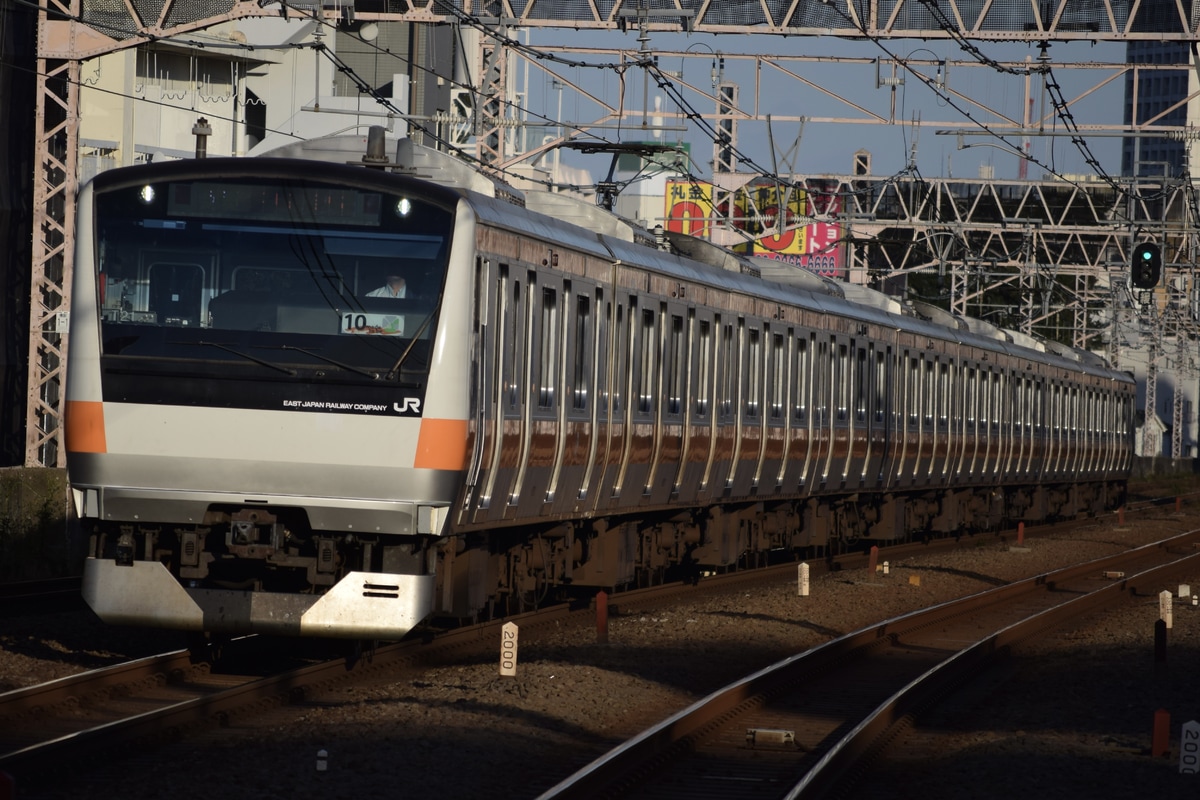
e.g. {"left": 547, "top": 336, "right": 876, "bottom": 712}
{"left": 394, "top": 398, "right": 422, "bottom": 414}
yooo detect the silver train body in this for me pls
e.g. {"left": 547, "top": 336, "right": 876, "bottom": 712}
{"left": 65, "top": 133, "right": 1135, "bottom": 639}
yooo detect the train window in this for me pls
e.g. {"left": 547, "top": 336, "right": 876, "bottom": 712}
{"left": 923, "top": 358, "right": 935, "bottom": 427}
{"left": 1033, "top": 382, "right": 1042, "bottom": 438}
{"left": 771, "top": 333, "right": 786, "bottom": 419}
{"left": 94, "top": 174, "right": 455, "bottom": 379}
{"left": 505, "top": 275, "right": 524, "bottom": 411}
{"left": 668, "top": 313, "right": 684, "bottom": 416}
{"left": 989, "top": 371, "right": 999, "bottom": 433}
{"left": 695, "top": 319, "right": 711, "bottom": 417}
{"left": 637, "top": 307, "right": 656, "bottom": 414}
{"left": 814, "top": 339, "right": 828, "bottom": 425}
{"left": 982, "top": 369, "right": 993, "bottom": 432}
{"left": 854, "top": 346, "right": 867, "bottom": 423}
{"left": 793, "top": 335, "right": 809, "bottom": 422}
{"left": 1025, "top": 378, "right": 1034, "bottom": 435}
{"left": 538, "top": 286, "right": 559, "bottom": 409}
{"left": 908, "top": 356, "right": 920, "bottom": 426}
{"left": 596, "top": 296, "right": 610, "bottom": 413}
{"left": 965, "top": 367, "right": 977, "bottom": 426}
{"left": 874, "top": 349, "right": 887, "bottom": 424}
{"left": 746, "top": 326, "right": 762, "bottom": 418}
{"left": 719, "top": 322, "right": 736, "bottom": 418}
{"left": 834, "top": 341, "right": 848, "bottom": 421}
{"left": 612, "top": 302, "right": 626, "bottom": 414}
{"left": 938, "top": 361, "right": 950, "bottom": 429}
{"left": 573, "top": 294, "right": 591, "bottom": 411}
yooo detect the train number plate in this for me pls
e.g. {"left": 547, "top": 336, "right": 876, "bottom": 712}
{"left": 341, "top": 312, "right": 404, "bottom": 335}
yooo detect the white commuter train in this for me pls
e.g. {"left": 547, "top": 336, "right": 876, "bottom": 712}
{"left": 65, "top": 130, "right": 1135, "bottom": 641}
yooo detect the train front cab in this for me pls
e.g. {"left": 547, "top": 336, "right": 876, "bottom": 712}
{"left": 65, "top": 158, "right": 477, "bottom": 639}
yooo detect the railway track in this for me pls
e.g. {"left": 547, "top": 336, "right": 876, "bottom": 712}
{"left": 0, "top": 499, "right": 1186, "bottom": 794}
{"left": 534, "top": 528, "right": 1200, "bottom": 800}
{"left": 0, "top": 601, "right": 583, "bottom": 786}
{"left": 0, "top": 576, "right": 83, "bottom": 617}
{"left": 0, "top": 522, "right": 1022, "bottom": 789}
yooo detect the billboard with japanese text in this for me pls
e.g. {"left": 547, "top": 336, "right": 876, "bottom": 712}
{"left": 664, "top": 179, "right": 843, "bottom": 276}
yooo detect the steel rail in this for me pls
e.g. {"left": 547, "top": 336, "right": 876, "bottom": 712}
{"left": 535, "top": 529, "right": 1200, "bottom": 800}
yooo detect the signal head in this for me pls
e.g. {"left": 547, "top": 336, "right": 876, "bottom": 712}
{"left": 1131, "top": 241, "right": 1161, "bottom": 289}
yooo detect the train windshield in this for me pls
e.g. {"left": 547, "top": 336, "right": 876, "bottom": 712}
{"left": 91, "top": 175, "right": 454, "bottom": 385}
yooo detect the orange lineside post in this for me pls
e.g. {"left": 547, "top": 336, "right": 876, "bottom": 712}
{"left": 1017, "top": 522, "right": 1025, "bottom": 546}
{"left": 1153, "top": 709, "right": 1172, "bottom": 758}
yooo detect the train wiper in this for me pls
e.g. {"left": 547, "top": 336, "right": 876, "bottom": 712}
{"left": 187, "top": 341, "right": 297, "bottom": 375}
{"left": 269, "top": 345, "right": 379, "bottom": 380}
{"left": 386, "top": 312, "right": 436, "bottom": 380}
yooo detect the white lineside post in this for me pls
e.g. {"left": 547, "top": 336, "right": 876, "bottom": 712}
{"left": 798, "top": 562, "right": 810, "bottom": 596}
{"left": 1181, "top": 720, "right": 1200, "bottom": 774}
{"left": 499, "top": 621, "right": 519, "bottom": 677}
{"left": 1180, "top": 584, "right": 1191, "bottom": 599}
{"left": 1160, "top": 590, "right": 1174, "bottom": 629}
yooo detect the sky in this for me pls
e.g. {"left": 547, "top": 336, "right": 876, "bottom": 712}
{"left": 509, "top": 27, "right": 1130, "bottom": 185}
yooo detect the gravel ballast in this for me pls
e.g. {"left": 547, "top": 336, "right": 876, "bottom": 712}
{"left": 4, "top": 511, "right": 1200, "bottom": 799}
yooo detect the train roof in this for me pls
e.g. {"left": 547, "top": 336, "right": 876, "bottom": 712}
{"left": 258, "top": 132, "right": 1127, "bottom": 384}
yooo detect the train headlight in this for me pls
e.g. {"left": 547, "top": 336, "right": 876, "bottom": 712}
{"left": 396, "top": 197, "right": 412, "bottom": 217}
{"left": 138, "top": 185, "right": 156, "bottom": 204}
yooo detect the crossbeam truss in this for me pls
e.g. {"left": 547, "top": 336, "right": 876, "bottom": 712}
{"left": 26, "top": 0, "right": 1200, "bottom": 465}
{"left": 699, "top": 170, "right": 1200, "bottom": 353}
{"left": 46, "top": 0, "right": 1200, "bottom": 50}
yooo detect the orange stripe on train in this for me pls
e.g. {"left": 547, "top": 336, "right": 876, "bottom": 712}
{"left": 414, "top": 418, "right": 468, "bottom": 470}
{"left": 65, "top": 400, "right": 107, "bottom": 453}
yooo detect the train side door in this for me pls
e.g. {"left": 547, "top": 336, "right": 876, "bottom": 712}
{"left": 674, "top": 311, "right": 714, "bottom": 505}
{"left": 780, "top": 329, "right": 814, "bottom": 492}
{"left": 1018, "top": 371, "right": 1034, "bottom": 480}
{"left": 549, "top": 284, "right": 599, "bottom": 516}
{"left": 607, "top": 295, "right": 656, "bottom": 512}
{"left": 592, "top": 296, "right": 629, "bottom": 516}
{"left": 842, "top": 340, "right": 868, "bottom": 490}
{"left": 576, "top": 287, "right": 610, "bottom": 511}
{"left": 472, "top": 264, "right": 527, "bottom": 522}
{"left": 892, "top": 349, "right": 917, "bottom": 489}
{"left": 960, "top": 363, "right": 978, "bottom": 480}
{"left": 728, "top": 318, "right": 764, "bottom": 497}
{"left": 878, "top": 345, "right": 904, "bottom": 491}
{"left": 760, "top": 328, "right": 791, "bottom": 494}
{"left": 462, "top": 257, "right": 495, "bottom": 525}
{"left": 822, "top": 334, "right": 850, "bottom": 489}
{"left": 644, "top": 302, "right": 686, "bottom": 505}
{"left": 704, "top": 318, "right": 738, "bottom": 498}
{"left": 980, "top": 365, "right": 995, "bottom": 479}
{"left": 914, "top": 353, "right": 935, "bottom": 484}
{"left": 863, "top": 343, "right": 890, "bottom": 487}
{"left": 508, "top": 279, "right": 563, "bottom": 519}
{"left": 1046, "top": 380, "right": 1061, "bottom": 480}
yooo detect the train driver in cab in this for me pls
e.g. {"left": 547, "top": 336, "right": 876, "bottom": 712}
{"left": 367, "top": 274, "right": 407, "bottom": 298}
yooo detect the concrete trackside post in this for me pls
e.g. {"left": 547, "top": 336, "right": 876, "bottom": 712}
{"left": 596, "top": 591, "right": 609, "bottom": 644}
{"left": 1181, "top": 720, "right": 1200, "bottom": 773}
{"left": 500, "top": 621, "right": 519, "bottom": 676}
